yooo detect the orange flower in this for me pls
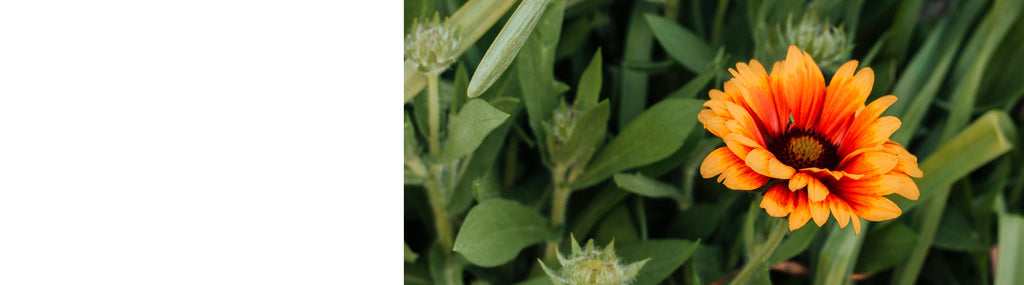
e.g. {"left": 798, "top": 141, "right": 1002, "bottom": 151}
{"left": 698, "top": 45, "right": 922, "bottom": 234}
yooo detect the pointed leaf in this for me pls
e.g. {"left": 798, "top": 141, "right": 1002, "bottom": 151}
{"left": 552, "top": 100, "right": 609, "bottom": 166}
{"left": 617, "top": 239, "right": 700, "bottom": 285}
{"left": 436, "top": 99, "right": 509, "bottom": 163}
{"left": 574, "top": 49, "right": 602, "bottom": 110}
{"left": 855, "top": 222, "right": 919, "bottom": 273}
{"left": 613, "top": 173, "right": 681, "bottom": 199}
{"left": 454, "top": 199, "right": 549, "bottom": 267}
{"left": 644, "top": 14, "right": 715, "bottom": 73}
{"left": 517, "top": 0, "right": 566, "bottom": 146}
{"left": 468, "top": 0, "right": 554, "bottom": 98}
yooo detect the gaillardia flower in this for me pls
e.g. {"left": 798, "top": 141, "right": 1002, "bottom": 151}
{"left": 698, "top": 45, "right": 922, "bottom": 234}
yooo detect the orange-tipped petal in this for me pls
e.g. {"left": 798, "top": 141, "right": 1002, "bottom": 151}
{"left": 829, "top": 198, "right": 851, "bottom": 229}
{"left": 745, "top": 148, "right": 796, "bottom": 179}
{"left": 845, "top": 193, "right": 902, "bottom": 221}
{"left": 807, "top": 177, "right": 829, "bottom": 202}
{"left": 701, "top": 147, "right": 769, "bottom": 190}
{"left": 839, "top": 150, "right": 899, "bottom": 177}
{"left": 789, "top": 172, "right": 813, "bottom": 191}
{"left": 809, "top": 199, "right": 831, "bottom": 226}
{"left": 788, "top": 191, "right": 812, "bottom": 231}
{"left": 761, "top": 183, "right": 795, "bottom": 217}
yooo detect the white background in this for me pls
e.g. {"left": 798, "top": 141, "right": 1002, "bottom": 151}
{"left": 0, "top": 1, "right": 396, "bottom": 283}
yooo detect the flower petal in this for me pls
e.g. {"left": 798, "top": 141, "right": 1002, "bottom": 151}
{"left": 843, "top": 193, "right": 902, "bottom": 221}
{"left": 839, "top": 150, "right": 899, "bottom": 177}
{"left": 818, "top": 61, "right": 873, "bottom": 136}
{"left": 807, "top": 176, "right": 829, "bottom": 202}
{"left": 883, "top": 141, "right": 923, "bottom": 178}
{"left": 809, "top": 198, "right": 831, "bottom": 226}
{"left": 828, "top": 197, "right": 852, "bottom": 229}
{"left": 770, "top": 46, "right": 826, "bottom": 131}
{"left": 745, "top": 148, "right": 796, "bottom": 179}
{"left": 789, "top": 172, "right": 813, "bottom": 191}
{"left": 700, "top": 147, "right": 769, "bottom": 190}
{"left": 761, "top": 183, "right": 795, "bottom": 217}
{"left": 788, "top": 190, "right": 812, "bottom": 231}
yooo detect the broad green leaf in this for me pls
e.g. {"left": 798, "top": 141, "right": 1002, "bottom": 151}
{"left": 574, "top": 48, "right": 602, "bottom": 111}
{"left": 645, "top": 14, "right": 715, "bottom": 73}
{"left": 766, "top": 224, "right": 818, "bottom": 266}
{"left": 855, "top": 222, "right": 918, "bottom": 273}
{"left": 894, "top": 110, "right": 1016, "bottom": 211}
{"left": 813, "top": 223, "right": 866, "bottom": 285}
{"left": 569, "top": 185, "right": 629, "bottom": 238}
{"left": 932, "top": 207, "right": 988, "bottom": 252}
{"left": 593, "top": 205, "right": 641, "bottom": 246}
{"left": 468, "top": 0, "right": 553, "bottom": 98}
{"left": 617, "top": 239, "right": 700, "bottom": 285}
{"left": 428, "top": 245, "right": 466, "bottom": 285}
{"left": 405, "top": 242, "right": 419, "bottom": 263}
{"left": 452, "top": 63, "right": 469, "bottom": 113}
{"left": 454, "top": 198, "right": 549, "bottom": 267}
{"left": 449, "top": 98, "right": 520, "bottom": 214}
{"left": 571, "top": 98, "right": 704, "bottom": 189}
{"left": 995, "top": 214, "right": 1024, "bottom": 285}
{"left": 551, "top": 100, "right": 609, "bottom": 167}
{"left": 517, "top": 0, "right": 566, "bottom": 151}
{"left": 405, "top": 0, "right": 519, "bottom": 103}
{"left": 472, "top": 168, "right": 501, "bottom": 202}
{"left": 436, "top": 99, "right": 509, "bottom": 163}
{"left": 613, "top": 173, "right": 681, "bottom": 199}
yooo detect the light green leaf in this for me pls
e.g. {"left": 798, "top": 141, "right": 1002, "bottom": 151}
{"left": 472, "top": 168, "right": 501, "bottom": 202}
{"left": 448, "top": 98, "right": 519, "bottom": 214}
{"left": 468, "top": 0, "right": 554, "bottom": 98}
{"left": 613, "top": 173, "right": 680, "bottom": 199}
{"left": 574, "top": 48, "right": 602, "bottom": 111}
{"left": 436, "top": 99, "right": 509, "bottom": 163}
{"left": 571, "top": 98, "right": 704, "bottom": 189}
{"left": 617, "top": 239, "right": 700, "bottom": 285}
{"left": 855, "top": 222, "right": 919, "bottom": 273}
{"left": 644, "top": 14, "right": 715, "bottom": 73}
{"left": 995, "top": 214, "right": 1024, "bottom": 285}
{"left": 454, "top": 198, "right": 549, "bottom": 267}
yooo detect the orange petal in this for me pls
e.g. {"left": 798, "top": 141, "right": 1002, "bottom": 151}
{"left": 807, "top": 177, "right": 829, "bottom": 202}
{"left": 888, "top": 173, "right": 920, "bottom": 200}
{"left": 701, "top": 147, "right": 769, "bottom": 190}
{"left": 818, "top": 62, "right": 872, "bottom": 135}
{"left": 789, "top": 172, "right": 813, "bottom": 191}
{"left": 829, "top": 197, "right": 851, "bottom": 229}
{"left": 844, "top": 193, "right": 902, "bottom": 221}
{"left": 832, "top": 173, "right": 912, "bottom": 197}
{"left": 839, "top": 150, "right": 899, "bottom": 177}
{"left": 761, "top": 183, "right": 795, "bottom": 217}
{"left": 788, "top": 189, "right": 812, "bottom": 231}
{"left": 771, "top": 46, "right": 826, "bottom": 131}
{"left": 745, "top": 148, "right": 796, "bottom": 179}
{"left": 851, "top": 215, "right": 862, "bottom": 234}
{"left": 883, "top": 141, "right": 923, "bottom": 178}
{"left": 809, "top": 198, "right": 831, "bottom": 226}
{"left": 725, "top": 133, "right": 761, "bottom": 159}
{"left": 840, "top": 116, "right": 901, "bottom": 156}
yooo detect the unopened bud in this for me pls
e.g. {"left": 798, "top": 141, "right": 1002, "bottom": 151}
{"left": 405, "top": 13, "right": 461, "bottom": 75}
{"left": 539, "top": 235, "right": 649, "bottom": 285}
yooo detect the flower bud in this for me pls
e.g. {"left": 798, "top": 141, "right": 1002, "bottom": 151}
{"left": 776, "top": 12, "right": 852, "bottom": 72}
{"left": 405, "top": 13, "right": 462, "bottom": 75}
{"left": 539, "top": 236, "right": 649, "bottom": 285}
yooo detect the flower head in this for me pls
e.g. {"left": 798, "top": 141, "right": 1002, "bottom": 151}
{"left": 776, "top": 13, "right": 853, "bottom": 73}
{"left": 539, "top": 236, "right": 649, "bottom": 285}
{"left": 405, "top": 13, "right": 461, "bottom": 75}
{"left": 698, "top": 45, "right": 922, "bottom": 234}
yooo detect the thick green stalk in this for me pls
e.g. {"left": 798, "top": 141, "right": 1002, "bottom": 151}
{"left": 545, "top": 165, "right": 572, "bottom": 261}
{"left": 731, "top": 219, "right": 787, "bottom": 285}
{"left": 426, "top": 165, "right": 453, "bottom": 254}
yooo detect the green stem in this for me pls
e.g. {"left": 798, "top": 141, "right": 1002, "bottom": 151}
{"left": 427, "top": 74, "right": 441, "bottom": 155}
{"left": 426, "top": 164, "right": 453, "bottom": 254}
{"left": 731, "top": 219, "right": 787, "bottom": 285}
{"left": 711, "top": 0, "right": 730, "bottom": 46}
{"left": 545, "top": 165, "right": 572, "bottom": 261}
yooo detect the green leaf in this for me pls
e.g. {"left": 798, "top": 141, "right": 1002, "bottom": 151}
{"left": 517, "top": 0, "right": 566, "bottom": 151}
{"left": 644, "top": 14, "right": 715, "bottom": 73}
{"left": 613, "top": 173, "right": 680, "bottom": 199}
{"left": 468, "top": 0, "right": 554, "bottom": 98}
{"left": 995, "top": 213, "right": 1024, "bottom": 285}
{"left": 428, "top": 245, "right": 466, "bottom": 285}
{"left": 514, "top": 276, "right": 554, "bottom": 285}
{"left": 932, "top": 207, "right": 988, "bottom": 252}
{"left": 569, "top": 185, "right": 630, "bottom": 238}
{"left": 449, "top": 98, "right": 519, "bottom": 214}
{"left": 405, "top": 242, "right": 419, "bottom": 263}
{"left": 452, "top": 63, "right": 469, "bottom": 112}
{"left": 593, "top": 204, "right": 641, "bottom": 246}
{"left": 472, "top": 168, "right": 501, "bottom": 202}
{"left": 667, "top": 69, "right": 715, "bottom": 99}
{"left": 454, "top": 198, "right": 549, "bottom": 267}
{"left": 436, "top": 99, "right": 509, "bottom": 163}
{"left": 574, "top": 48, "right": 602, "bottom": 111}
{"left": 404, "top": 0, "right": 436, "bottom": 34}
{"left": 855, "top": 222, "right": 919, "bottom": 273}
{"left": 571, "top": 98, "right": 704, "bottom": 189}
{"left": 766, "top": 224, "right": 818, "bottom": 266}
{"left": 813, "top": 223, "right": 866, "bottom": 285}
{"left": 617, "top": 239, "right": 700, "bottom": 285}
{"left": 617, "top": 1, "right": 658, "bottom": 128}
{"left": 404, "top": 112, "right": 420, "bottom": 164}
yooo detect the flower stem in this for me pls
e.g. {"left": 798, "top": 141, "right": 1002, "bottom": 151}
{"left": 427, "top": 73, "right": 441, "bottom": 155}
{"left": 545, "top": 166, "right": 571, "bottom": 261}
{"left": 426, "top": 165, "right": 453, "bottom": 254}
{"left": 731, "top": 218, "right": 788, "bottom": 285}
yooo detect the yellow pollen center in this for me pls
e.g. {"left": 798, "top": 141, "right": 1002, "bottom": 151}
{"left": 788, "top": 136, "right": 824, "bottom": 162}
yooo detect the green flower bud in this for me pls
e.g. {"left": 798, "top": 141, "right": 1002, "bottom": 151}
{"left": 776, "top": 12, "right": 853, "bottom": 73}
{"left": 539, "top": 235, "right": 650, "bottom": 285}
{"left": 405, "top": 13, "right": 462, "bottom": 75}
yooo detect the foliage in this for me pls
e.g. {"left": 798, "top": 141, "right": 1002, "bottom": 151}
{"left": 404, "top": 0, "right": 1024, "bottom": 284}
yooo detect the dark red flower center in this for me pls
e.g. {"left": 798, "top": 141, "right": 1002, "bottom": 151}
{"left": 768, "top": 129, "right": 839, "bottom": 170}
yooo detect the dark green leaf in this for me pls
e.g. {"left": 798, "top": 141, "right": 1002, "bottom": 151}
{"left": 932, "top": 207, "right": 988, "bottom": 252}
{"left": 449, "top": 98, "right": 519, "bottom": 214}
{"left": 645, "top": 14, "right": 715, "bottom": 73}
{"left": 618, "top": 239, "right": 700, "bottom": 285}
{"left": 454, "top": 198, "right": 549, "bottom": 267}
{"left": 552, "top": 100, "right": 609, "bottom": 166}
{"left": 667, "top": 69, "right": 715, "bottom": 99}
{"left": 855, "top": 222, "right": 919, "bottom": 273}
{"left": 436, "top": 99, "right": 509, "bottom": 163}
{"left": 767, "top": 224, "right": 817, "bottom": 266}
{"left": 571, "top": 98, "right": 704, "bottom": 189}
{"left": 814, "top": 223, "right": 866, "bottom": 285}
{"left": 405, "top": 242, "right": 419, "bottom": 263}
{"left": 574, "top": 48, "right": 602, "bottom": 111}
{"left": 428, "top": 245, "right": 466, "bottom": 285}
